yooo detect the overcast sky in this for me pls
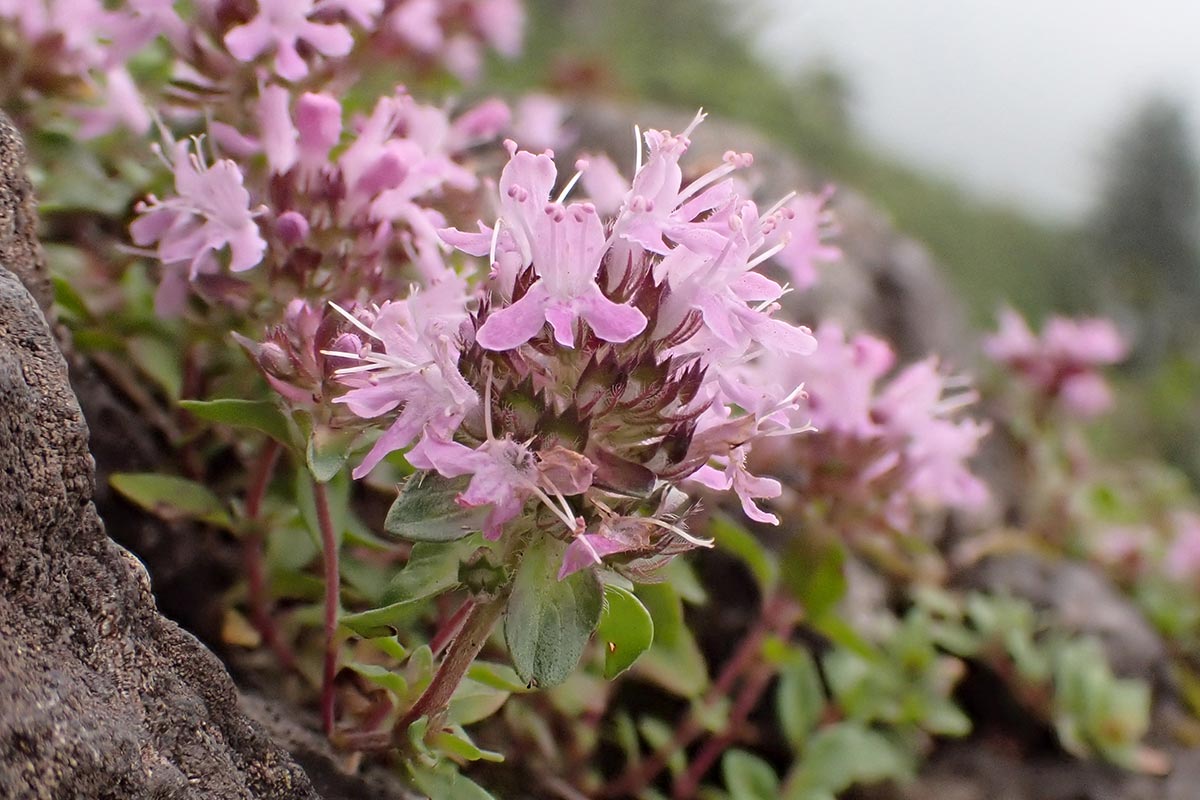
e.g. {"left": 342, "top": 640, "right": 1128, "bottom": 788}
{"left": 745, "top": 1, "right": 1200, "bottom": 221}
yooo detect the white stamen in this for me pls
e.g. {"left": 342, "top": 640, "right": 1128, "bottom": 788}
{"left": 762, "top": 190, "right": 798, "bottom": 220}
{"left": 640, "top": 515, "right": 713, "bottom": 548}
{"left": 483, "top": 361, "right": 495, "bottom": 442}
{"left": 328, "top": 301, "right": 383, "bottom": 341}
{"left": 746, "top": 235, "right": 790, "bottom": 271}
{"left": 555, "top": 167, "right": 586, "bottom": 205}
{"left": 489, "top": 218, "right": 501, "bottom": 267}
{"left": 634, "top": 125, "right": 643, "bottom": 175}
{"left": 674, "top": 160, "right": 737, "bottom": 207}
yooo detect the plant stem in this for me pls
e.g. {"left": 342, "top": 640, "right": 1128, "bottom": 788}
{"left": 430, "top": 598, "right": 476, "bottom": 657}
{"left": 603, "top": 591, "right": 796, "bottom": 798}
{"left": 672, "top": 602, "right": 798, "bottom": 799}
{"left": 313, "top": 478, "right": 340, "bottom": 737}
{"left": 242, "top": 441, "right": 295, "bottom": 668}
{"left": 398, "top": 592, "right": 507, "bottom": 733}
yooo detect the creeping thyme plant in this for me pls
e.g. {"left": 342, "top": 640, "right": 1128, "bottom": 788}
{"left": 6, "top": 0, "right": 1192, "bottom": 797}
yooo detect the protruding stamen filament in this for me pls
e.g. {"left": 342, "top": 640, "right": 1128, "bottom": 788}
{"left": 328, "top": 301, "right": 383, "bottom": 341}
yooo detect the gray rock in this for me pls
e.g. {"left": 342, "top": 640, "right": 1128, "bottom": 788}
{"left": 0, "top": 217, "right": 317, "bottom": 799}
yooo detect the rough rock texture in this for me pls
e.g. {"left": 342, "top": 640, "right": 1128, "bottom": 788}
{"left": 0, "top": 264, "right": 320, "bottom": 799}
{"left": 0, "top": 114, "right": 47, "bottom": 312}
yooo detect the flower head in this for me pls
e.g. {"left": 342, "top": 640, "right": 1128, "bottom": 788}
{"left": 224, "top": 0, "right": 354, "bottom": 81}
{"left": 985, "top": 308, "right": 1127, "bottom": 419}
{"left": 332, "top": 114, "right": 818, "bottom": 578}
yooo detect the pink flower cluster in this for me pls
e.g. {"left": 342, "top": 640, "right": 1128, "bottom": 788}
{"left": 753, "top": 321, "right": 989, "bottom": 531}
{"left": 327, "top": 113, "right": 835, "bottom": 578}
{"left": 0, "top": 0, "right": 525, "bottom": 136}
{"left": 132, "top": 86, "right": 510, "bottom": 315}
{"left": 985, "top": 308, "right": 1128, "bottom": 419}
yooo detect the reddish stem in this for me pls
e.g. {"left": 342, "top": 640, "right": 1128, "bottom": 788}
{"left": 430, "top": 598, "right": 476, "bottom": 657}
{"left": 397, "top": 593, "right": 507, "bottom": 734}
{"left": 672, "top": 603, "right": 797, "bottom": 799}
{"left": 242, "top": 441, "right": 295, "bottom": 668}
{"left": 603, "top": 591, "right": 794, "bottom": 798}
{"left": 313, "top": 478, "right": 341, "bottom": 736}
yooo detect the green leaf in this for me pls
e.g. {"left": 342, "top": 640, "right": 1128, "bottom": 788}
{"left": 346, "top": 662, "right": 408, "bottom": 698}
{"left": 467, "top": 661, "right": 530, "bottom": 693}
{"left": 782, "top": 537, "right": 846, "bottom": 618}
{"left": 638, "top": 716, "right": 686, "bottom": 776}
{"left": 367, "top": 636, "right": 408, "bottom": 661}
{"left": 784, "top": 722, "right": 912, "bottom": 798}
{"left": 709, "top": 514, "right": 778, "bottom": 592}
{"left": 179, "top": 398, "right": 292, "bottom": 445}
{"left": 722, "top": 750, "right": 779, "bottom": 800}
{"left": 306, "top": 426, "right": 356, "bottom": 483}
{"left": 384, "top": 471, "right": 488, "bottom": 542}
{"left": 505, "top": 535, "right": 603, "bottom": 688}
{"left": 127, "top": 336, "right": 182, "bottom": 402}
{"left": 778, "top": 649, "right": 826, "bottom": 750}
{"left": 432, "top": 726, "right": 505, "bottom": 763}
{"left": 339, "top": 600, "right": 424, "bottom": 639}
{"left": 447, "top": 678, "right": 511, "bottom": 726}
{"left": 382, "top": 541, "right": 473, "bottom": 605}
{"left": 809, "top": 614, "right": 880, "bottom": 663}
{"left": 597, "top": 585, "right": 655, "bottom": 678}
{"left": 408, "top": 761, "right": 496, "bottom": 800}
{"left": 634, "top": 582, "right": 710, "bottom": 698}
{"left": 110, "top": 472, "right": 230, "bottom": 528}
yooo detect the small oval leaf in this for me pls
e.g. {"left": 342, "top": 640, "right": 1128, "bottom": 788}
{"left": 384, "top": 471, "right": 487, "bottom": 542}
{"left": 179, "top": 398, "right": 292, "bottom": 445}
{"left": 110, "top": 472, "right": 230, "bottom": 528}
{"left": 505, "top": 536, "right": 602, "bottom": 688}
{"left": 597, "top": 585, "right": 655, "bottom": 679}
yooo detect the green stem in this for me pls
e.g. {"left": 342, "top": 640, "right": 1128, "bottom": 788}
{"left": 313, "top": 478, "right": 340, "bottom": 736}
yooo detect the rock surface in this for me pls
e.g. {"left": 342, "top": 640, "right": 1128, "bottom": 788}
{"left": 0, "top": 263, "right": 320, "bottom": 799}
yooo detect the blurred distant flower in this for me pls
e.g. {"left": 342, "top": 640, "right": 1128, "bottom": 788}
{"left": 1165, "top": 513, "right": 1200, "bottom": 582}
{"left": 754, "top": 321, "right": 989, "bottom": 533}
{"left": 985, "top": 308, "right": 1128, "bottom": 419}
{"left": 511, "top": 93, "right": 572, "bottom": 152}
{"left": 224, "top": 0, "right": 354, "bottom": 81}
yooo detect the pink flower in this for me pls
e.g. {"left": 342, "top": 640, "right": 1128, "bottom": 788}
{"left": 873, "top": 359, "right": 990, "bottom": 513}
{"left": 258, "top": 83, "right": 298, "bottom": 174}
{"left": 771, "top": 189, "right": 841, "bottom": 291}
{"left": 320, "top": 0, "right": 383, "bottom": 29}
{"left": 387, "top": 0, "right": 442, "bottom": 53}
{"left": 512, "top": 93, "right": 571, "bottom": 152}
{"left": 1166, "top": 514, "right": 1200, "bottom": 581}
{"left": 325, "top": 291, "right": 476, "bottom": 478}
{"left": 792, "top": 322, "right": 894, "bottom": 436}
{"left": 296, "top": 92, "right": 343, "bottom": 166}
{"left": 408, "top": 436, "right": 538, "bottom": 540}
{"left": 985, "top": 308, "right": 1128, "bottom": 419}
{"left": 470, "top": 0, "right": 525, "bottom": 59}
{"left": 690, "top": 445, "right": 783, "bottom": 524}
{"left": 224, "top": 0, "right": 354, "bottom": 82}
{"left": 469, "top": 148, "right": 647, "bottom": 349}
{"left": 131, "top": 136, "right": 266, "bottom": 293}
